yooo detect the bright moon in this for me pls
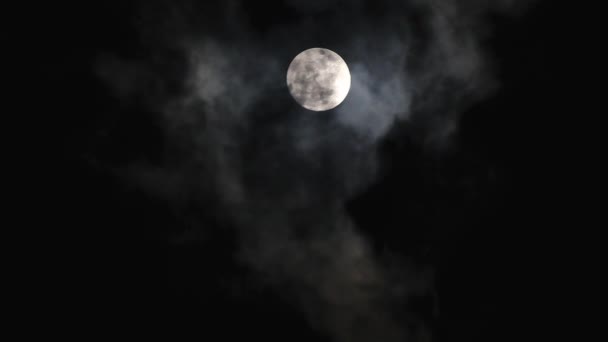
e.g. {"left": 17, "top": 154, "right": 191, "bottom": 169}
{"left": 286, "top": 48, "right": 351, "bottom": 111}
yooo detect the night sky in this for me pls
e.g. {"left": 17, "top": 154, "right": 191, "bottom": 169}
{"left": 35, "top": 0, "right": 579, "bottom": 340}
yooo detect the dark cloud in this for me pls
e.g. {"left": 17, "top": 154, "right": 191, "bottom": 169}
{"left": 97, "top": 1, "right": 538, "bottom": 341}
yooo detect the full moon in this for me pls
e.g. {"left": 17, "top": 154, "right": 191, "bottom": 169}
{"left": 286, "top": 48, "right": 351, "bottom": 111}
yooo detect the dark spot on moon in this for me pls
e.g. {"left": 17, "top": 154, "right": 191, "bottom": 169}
{"left": 319, "top": 89, "right": 334, "bottom": 98}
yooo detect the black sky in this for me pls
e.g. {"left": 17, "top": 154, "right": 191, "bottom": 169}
{"left": 31, "top": 0, "right": 581, "bottom": 340}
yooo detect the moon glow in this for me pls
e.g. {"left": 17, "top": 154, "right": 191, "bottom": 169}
{"left": 286, "top": 48, "right": 351, "bottom": 111}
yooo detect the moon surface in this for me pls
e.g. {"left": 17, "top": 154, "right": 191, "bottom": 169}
{"left": 286, "top": 48, "right": 351, "bottom": 111}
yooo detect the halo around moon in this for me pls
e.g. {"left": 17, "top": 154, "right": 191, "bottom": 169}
{"left": 286, "top": 48, "right": 351, "bottom": 111}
